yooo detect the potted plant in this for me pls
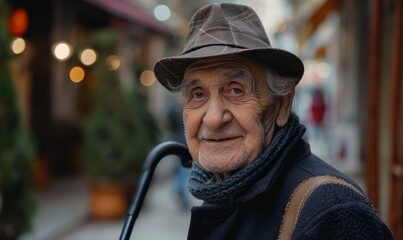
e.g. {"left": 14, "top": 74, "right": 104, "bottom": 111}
{"left": 0, "top": 65, "right": 36, "bottom": 240}
{"left": 81, "top": 60, "right": 158, "bottom": 220}
{"left": 0, "top": 3, "right": 36, "bottom": 239}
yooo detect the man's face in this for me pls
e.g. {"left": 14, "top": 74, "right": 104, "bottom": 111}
{"left": 182, "top": 57, "right": 279, "bottom": 179}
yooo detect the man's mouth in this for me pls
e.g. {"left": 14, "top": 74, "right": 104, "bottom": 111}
{"left": 203, "top": 136, "right": 239, "bottom": 142}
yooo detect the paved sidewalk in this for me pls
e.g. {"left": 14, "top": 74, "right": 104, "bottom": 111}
{"left": 21, "top": 177, "right": 89, "bottom": 240}
{"left": 22, "top": 157, "right": 200, "bottom": 240}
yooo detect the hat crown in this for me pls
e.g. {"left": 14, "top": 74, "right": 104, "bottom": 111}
{"left": 182, "top": 3, "right": 272, "bottom": 55}
{"left": 154, "top": 3, "right": 304, "bottom": 91}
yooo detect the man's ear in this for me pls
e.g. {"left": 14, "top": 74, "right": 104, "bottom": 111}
{"left": 276, "top": 92, "right": 295, "bottom": 127}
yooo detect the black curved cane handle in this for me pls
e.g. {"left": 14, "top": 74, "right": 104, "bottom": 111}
{"left": 119, "top": 141, "right": 192, "bottom": 240}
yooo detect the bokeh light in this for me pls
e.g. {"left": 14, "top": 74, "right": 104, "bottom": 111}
{"left": 316, "top": 62, "right": 331, "bottom": 79}
{"left": 105, "top": 55, "right": 120, "bottom": 71}
{"left": 11, "top": 37, "right": 26, "bottom": 54}
{"left": 52, "top": 41, "right": 73, "bottom": 61}
{"left": 140, "top": 70, "right": 156, "bottom": 87}
{"left": 80, "top": 48, "right": 97, "bottom": 66}
{"left": 69, "top": 66, "right": 85, "bottom": 83}
{"left": 154, "top": 5, "right": 171, "bottom": 21}
{"left": 9, "top": 8, "right": 29, "bottom": 36}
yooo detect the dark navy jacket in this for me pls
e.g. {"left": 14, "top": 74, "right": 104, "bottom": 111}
{"left": 187, "top": 139, "right": 395, "bottom": 240}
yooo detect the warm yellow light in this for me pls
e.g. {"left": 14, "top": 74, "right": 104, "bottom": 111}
{"left": 11, "top": 37, "right": 26, "bottom": 54}
{"left": 52, "top": 41, "right": 72, "bottom": 61}
{"left": 80, "top": 48, "right": 97, "bottom": 66}
{"left": 69, "top": 66, "right": 85, "bottom": 83}
{"left": 105, "top": 55, "right": 120, "bottom": 71}
{"left": 140, "top": 70, "right": 156, "bottom": 87}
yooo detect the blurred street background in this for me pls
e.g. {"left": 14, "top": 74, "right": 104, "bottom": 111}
{"left": 0, "top": 0, "right": 402, "bottom": 239}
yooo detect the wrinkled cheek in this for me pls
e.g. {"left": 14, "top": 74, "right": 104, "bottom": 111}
{"left": 245, "top": 135, "right": 264, "bottom": 164}
{"left": 184, "top": 127, "right": 199, "bottom": 162}
{"left": 240, "top": 113, "right": 267, "bottom": 161}
{"left": 183, "top": 111, "right": 199, "bottom": 160}
{"left": 260, "top": 104, "right": 279, "bottom": 145}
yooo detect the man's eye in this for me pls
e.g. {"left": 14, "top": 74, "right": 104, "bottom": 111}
{"left": 230, "top": 87, "right": 243, "bottom": 95}
{"left": 192, "top": 91, "right": 205, "bottom": 99}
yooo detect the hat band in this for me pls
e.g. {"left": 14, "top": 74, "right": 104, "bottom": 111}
{"left": 181, "top": 43, "right": 248, "bottom": 55}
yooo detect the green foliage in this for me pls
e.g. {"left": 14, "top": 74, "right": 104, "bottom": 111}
{"left": 0, "top": 61, "right": 36, "bottom": 240}
{"left": 0, "top": 3, "right": 36, "bottom": 239}
{"left": 81, "top": 63, "right": 158, "bottom": 183}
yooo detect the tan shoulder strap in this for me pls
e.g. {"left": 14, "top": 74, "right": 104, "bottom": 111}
{"left": 278, "top": 175, "right": 363, "bottom": 240}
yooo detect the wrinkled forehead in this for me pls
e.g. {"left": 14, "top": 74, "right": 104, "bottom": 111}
{"left": 183, "top": 56, "right": 267, "bottom": 86}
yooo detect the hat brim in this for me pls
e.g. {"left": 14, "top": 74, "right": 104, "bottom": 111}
{"left": 154, "top": 45, "right": 304, "bottom": 91}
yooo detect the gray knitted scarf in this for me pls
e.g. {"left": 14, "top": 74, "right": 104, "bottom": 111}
{"left": 187, "top": 114, "right": 305, "bottom": 204}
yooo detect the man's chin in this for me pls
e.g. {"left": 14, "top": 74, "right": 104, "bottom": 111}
{"left": 197, "top": 154, "right": 249, "bottom": 179}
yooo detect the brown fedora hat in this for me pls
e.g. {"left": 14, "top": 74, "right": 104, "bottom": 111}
{"left": 154, "top": 3, "right": 304, "bottom": 91}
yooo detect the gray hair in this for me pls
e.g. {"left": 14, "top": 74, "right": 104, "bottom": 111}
{"left": 265, "top": 67, "right": 297, "bottom": 102}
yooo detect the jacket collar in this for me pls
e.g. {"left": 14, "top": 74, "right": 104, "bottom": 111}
{"left": 233, "top": 139, "right": 310, "bottom": 203}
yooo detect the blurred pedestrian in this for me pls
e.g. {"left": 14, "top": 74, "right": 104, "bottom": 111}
{"left": 154, "top": 3, "right": 394, "bottom": 239}
{"left": 167, "top": 106, "right": 190, "bottom": 210}
{"left": 308, "top": 87, "right": 326, "bottom": 139}
{"left": 309, "top": 88, "right": 326, "bottom": 126}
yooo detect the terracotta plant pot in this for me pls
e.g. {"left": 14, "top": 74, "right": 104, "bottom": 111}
{"left": 89, "top": 182, "right": 128, "bottom": 220}
{"left": 33, "top": 156, "right": 52, "bottom": 190}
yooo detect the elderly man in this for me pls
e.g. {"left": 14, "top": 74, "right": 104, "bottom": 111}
{"left": 154, "top": 3, "right": 394, "bottom": 240}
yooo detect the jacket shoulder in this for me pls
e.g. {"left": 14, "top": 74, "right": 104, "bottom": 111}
{"left": 284, "top": 154, "right": 394, "bottom": 239}
{"left": 294, "top": 186, "right": 395, "bottom": 239}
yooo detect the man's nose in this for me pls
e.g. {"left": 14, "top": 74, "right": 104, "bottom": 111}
{"left": 202, "top": 96, "right": 232, "bottom": 130}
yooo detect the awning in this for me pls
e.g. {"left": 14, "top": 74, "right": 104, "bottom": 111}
{"left": 298, "top": 0, "right": 340, "bottom": 49}
{"left": 84, "top": 0, "right": 172, "bottom": 35}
